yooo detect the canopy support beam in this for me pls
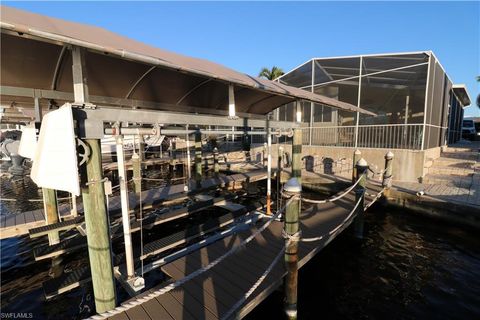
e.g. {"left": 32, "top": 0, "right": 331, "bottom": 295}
{"left": 1, "top": 85, "right": 298, "bottom": 121}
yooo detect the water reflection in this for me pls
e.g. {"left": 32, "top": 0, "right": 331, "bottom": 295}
{"left": 2, "top": 170, "right": 479, "bottom": 319}
{"left": 247, "top": 208, "right": 480, "bottom": 319}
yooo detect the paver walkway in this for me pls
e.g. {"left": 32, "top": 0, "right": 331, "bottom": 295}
{"left": 395, "top": 141, "right": 480, "bottom": 208}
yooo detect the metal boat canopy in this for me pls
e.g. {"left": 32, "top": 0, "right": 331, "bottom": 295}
{"left": 0, "top": 5, "right": 374, "bottom": 122}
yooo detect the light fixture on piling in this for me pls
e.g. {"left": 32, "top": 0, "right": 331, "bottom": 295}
{"left": 228, "top": 84, "right": 238, "bottom": 119}
{"left": 295, "top": 100, "right": 302, "bottom": 123}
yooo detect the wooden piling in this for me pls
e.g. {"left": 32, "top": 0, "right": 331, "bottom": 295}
{"left": 81, "top": 139, "right": 116, "bottom": 312}
{"left": 242, "top": 126, "right": 251, "bottom": 162}
{"left": 292, "top": 129, "right": 302, "bottom": 185}
{"left": 70, "top": 193, "right": 78, "bottom": 217}
{"left": 169, "top": 138, "right": 177, "bottom": 176}
{"left": 283, "top": 178, "right": 301, "bottom": 320}
{"left": 352, "top": 149, "right": 361, "bottom": 183}
{"left": 138, "top": 135, "right": 145, "bottom": 163}
{"left": 213, "top": 147, "right": 219, "bottom": 176}
{"left": 354, "top": 158, "right": 367, "bottom": 239}
{"left": 277, "top": 146, "right": 284, "bottom": 209}
{"left": 42, "top": 188, "right": 59, "bottom": 245}
{"left": 383, "top": 151, "right": 394, "bottom": 188}
{"left": 72, "top": 45, "right": 116, "bottom": 312}
{"left": 132, "top": 153, "right": 141, "bottom": 194}
{"left": 266, "top": 125, "right": 272, "bottom": 215}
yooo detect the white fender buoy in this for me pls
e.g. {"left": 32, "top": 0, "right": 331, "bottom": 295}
{"left": 31, "top": 103, "right": 80, "bottom": 196}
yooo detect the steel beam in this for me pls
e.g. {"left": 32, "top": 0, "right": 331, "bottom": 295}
{"left": 1, "top": 85, "right": 298, "bottom": 130}
{"left": 72, "top": 108, "right": 296, "bottom": 139}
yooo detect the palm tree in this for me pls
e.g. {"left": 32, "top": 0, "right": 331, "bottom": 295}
{"left": 258, "top": 66, "right": 285, "bottom": 80}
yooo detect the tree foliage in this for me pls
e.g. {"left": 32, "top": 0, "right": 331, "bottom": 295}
{"left": 258, "top": 66, "right": 285, "bottom": 80}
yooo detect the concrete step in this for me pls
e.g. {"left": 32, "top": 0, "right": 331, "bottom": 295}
{"left": 444, "top": 146, "right": 480, "bottom": 153}
{"left": 426, "top": 166, "right": 475, "bottom": 176}
{"left": 423, "top": 173, "right": 473, "bottom": 186}
{"left": 432, "top": 159, "right": 476, "bottom": 168}
{"left": 433, "top": 153, "right": 477, "bottom": 163}
{"left": 431, "top": 162, "right": 476, "bottom": 171}
{"left": 439, "top": 152, "right": 479, "bottom": 162}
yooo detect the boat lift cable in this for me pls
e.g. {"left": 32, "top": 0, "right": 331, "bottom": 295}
{"left": 88, "top": 199, "right": 293, "bottom": 320}
{"left": 135, "top": 135, "right": 145, "bottom": 278}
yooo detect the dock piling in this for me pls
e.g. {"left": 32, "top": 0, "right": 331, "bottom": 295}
{"left": 352, "top": 149, "right": 361, "bottom": 182}
{"left": 213, "top": 147, "right": 219, "bottom": 176}
{"left": 277, "top": 146, "right": 284, "bottom": 209}
{"left": 354, "top": 158, "right": 367, "bottom": 239}
{"left": 81, "top": 139, "right": 117, "bottom": 312}
{"left": 266, "top": 122, "right": 272, "bottom": 215}
{"left": 138, "top": 135, "right": 145, "bottom": 163}
{"left": 42, "top": 188, "right": 60, "bottom": 245}
{"left": 70, "top": 193, "right": 78, "bottom": 217}
{"left": 383, "top": 151, "right": 394, "bottom": 188}
{"left": 72, "top": 45, "right": 116, "bottom": 312}
{"left": 283, "top": 178, "right": 301, "bottom": 320}
{"left": 132, "top": 152, "right": 141, "bottom": 194}
{"left": 292, "top": 129, "right": 302, "bottom": 184}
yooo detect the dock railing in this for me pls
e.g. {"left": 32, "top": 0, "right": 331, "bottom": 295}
{"left": 250, "top": 124, "right": 445, "bottom": 150}
{"left": 305, "top": 124, "right": 424, "bottom": 150}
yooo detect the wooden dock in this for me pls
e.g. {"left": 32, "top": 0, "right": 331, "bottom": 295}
{"left": 102, "top": 157, "right": 182, "bottom": 173}
{"left": 104, "top": 186, "right": 382, "bottom": 320}
{"left": 0, "top": 170, "right": 267, "bottom": 240}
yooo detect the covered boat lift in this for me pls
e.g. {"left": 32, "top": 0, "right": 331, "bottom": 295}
{"left": 0, "top": 5, "right": 375, "bottom": 317}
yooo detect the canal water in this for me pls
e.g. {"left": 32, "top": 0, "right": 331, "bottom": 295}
{"left": 1, "top": 173, "right": 480, "bottom": 319}
{"left": 247, "top": 207, "right": 480, "bottom": 320}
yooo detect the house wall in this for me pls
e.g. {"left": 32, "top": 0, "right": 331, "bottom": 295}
{"left": 251, "top": 143, "right": 441, "bottom": 183}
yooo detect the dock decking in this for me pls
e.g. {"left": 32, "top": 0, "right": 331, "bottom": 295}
{"left": 0, "top": 170, "right": 267, "bottom": 240}
{"left": 104, "top": 187, "right": 379, "bottom": 320}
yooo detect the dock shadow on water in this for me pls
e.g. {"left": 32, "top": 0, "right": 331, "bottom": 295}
{"left": 247, "top": 206, "right": 480, "bottom": 320}
{"left": 2, "top": 172, "right": 480, "bottom": 319}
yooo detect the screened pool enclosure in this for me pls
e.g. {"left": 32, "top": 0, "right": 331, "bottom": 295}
{"left": 274, "top": 52, "right": 470, "bottom": 150}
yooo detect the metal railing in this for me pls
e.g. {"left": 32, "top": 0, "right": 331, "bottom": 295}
{"left": 304, "top": 124, "right": 425, "bottom": 150}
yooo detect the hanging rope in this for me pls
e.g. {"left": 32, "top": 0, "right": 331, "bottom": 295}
{"left": 364, "top": 188, "right": 385, "bottom": 210}
{"left": 220, "top": 245, "right": 285, "bottom": 320}
{"left": 296, "top": 177, "right": 363, "bottom": 205}
{"left": 292, "top": 196, "right": 362, "bottom": 243}
{"left": 368, "top": 166, "right": 388, "bottom": 177}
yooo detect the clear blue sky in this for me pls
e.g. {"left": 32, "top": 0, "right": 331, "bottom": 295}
{"left": 4, "top": 1, "right": 480, "bottom": 116}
